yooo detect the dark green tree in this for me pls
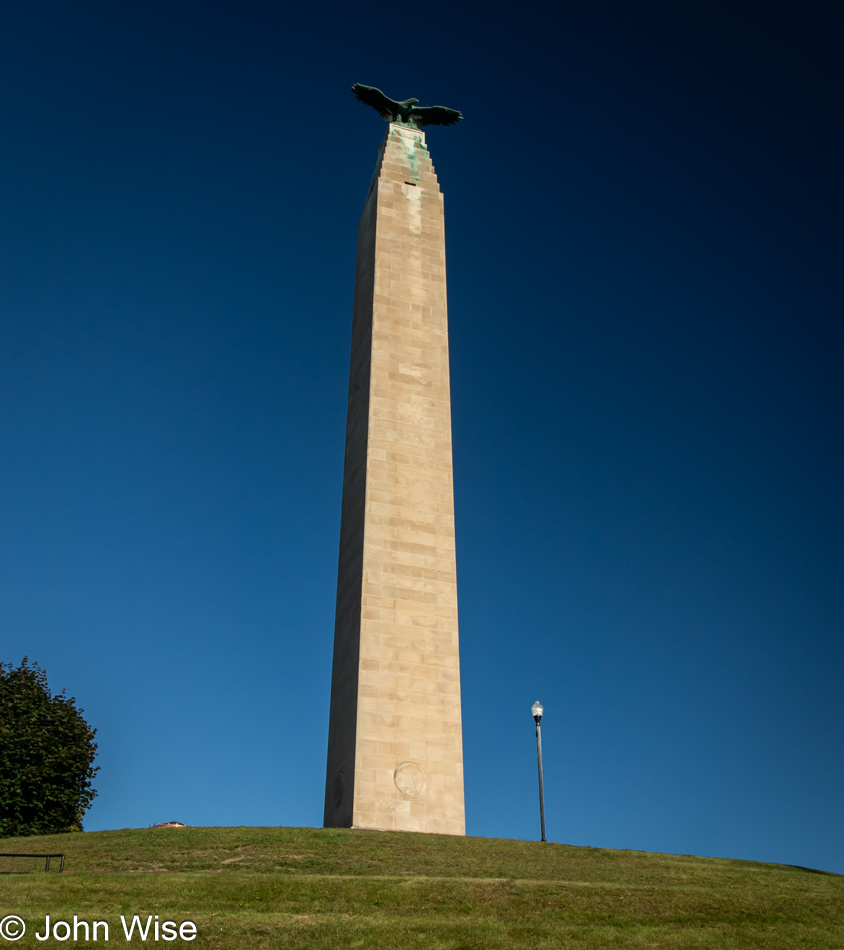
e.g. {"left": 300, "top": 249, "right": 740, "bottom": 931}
{"left": 0, "top": 658, "right": 99, "bottom": 837}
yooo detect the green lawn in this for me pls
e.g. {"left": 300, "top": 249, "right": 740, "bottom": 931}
{"left": 0, "top": 826, "right": 840, "bottom": 948}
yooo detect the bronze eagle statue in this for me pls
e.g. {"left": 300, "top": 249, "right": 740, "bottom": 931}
{"left": 351, "top": 83, "right": 462, "bottom": 128}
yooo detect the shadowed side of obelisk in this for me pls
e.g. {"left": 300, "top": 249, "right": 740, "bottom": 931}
{"left": 323, "top": 141, "right": 385, "bottom": 828}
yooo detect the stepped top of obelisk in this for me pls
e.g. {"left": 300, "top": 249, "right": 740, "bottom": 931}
{"left": 351, "top": 83, "right": 463, "bottom": 128}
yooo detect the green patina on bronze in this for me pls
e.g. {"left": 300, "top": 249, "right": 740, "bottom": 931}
{"left": 390, "top": 125, "right": 424, "bottom": 182}
{"left": 351, "top": 83, "right": 462, "bottom": 128}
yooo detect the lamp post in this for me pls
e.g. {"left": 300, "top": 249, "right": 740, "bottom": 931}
{"left": 532, "top": 700, "right": 546, "bottom": 842}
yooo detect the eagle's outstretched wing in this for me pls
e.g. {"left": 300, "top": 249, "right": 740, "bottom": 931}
{"left": 411, "top": 105, "right": 463, "bottom": 127}
{"left": 351, "top": 83, "right": 402, "bottom": 119}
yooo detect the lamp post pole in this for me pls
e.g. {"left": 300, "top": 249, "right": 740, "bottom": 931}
{"left": 531, "top": 701, "right": 546, "bottom": 843}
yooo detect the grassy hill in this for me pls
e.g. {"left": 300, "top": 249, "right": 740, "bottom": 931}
{"left": 0, "top": 826, "right": 841, "bottom": 948}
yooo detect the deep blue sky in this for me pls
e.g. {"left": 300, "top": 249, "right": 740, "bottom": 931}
{"left": 2, "top": 1, "right": 842, "bottom": 873}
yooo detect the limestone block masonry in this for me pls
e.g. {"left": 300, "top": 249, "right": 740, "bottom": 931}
{"left": 324, "top": 123, "right": 465, "bottom": 835}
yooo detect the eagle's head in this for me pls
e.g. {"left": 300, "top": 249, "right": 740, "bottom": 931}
{"left": 401, "top": 98, "right": 420, "bottom": 107}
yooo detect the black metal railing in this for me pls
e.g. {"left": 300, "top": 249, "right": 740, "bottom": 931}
{"left": 0, "top": 852, "right": 65, "bottom": 872}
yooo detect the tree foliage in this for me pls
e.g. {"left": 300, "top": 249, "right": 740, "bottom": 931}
{"left": 0, "top": 657, "right": 99, "bottom": 837}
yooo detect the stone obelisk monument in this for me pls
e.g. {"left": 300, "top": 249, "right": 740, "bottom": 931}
{"left": 324, "top": 86, "right": 465, "bottom": 835}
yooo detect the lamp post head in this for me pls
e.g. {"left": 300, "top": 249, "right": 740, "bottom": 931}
{"left": 531, "top": 700, "right": 544, "bottom": 723}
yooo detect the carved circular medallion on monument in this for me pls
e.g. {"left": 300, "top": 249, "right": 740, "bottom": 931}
{"left": 394, "top": 762, "right": 426, "bottom": 798}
